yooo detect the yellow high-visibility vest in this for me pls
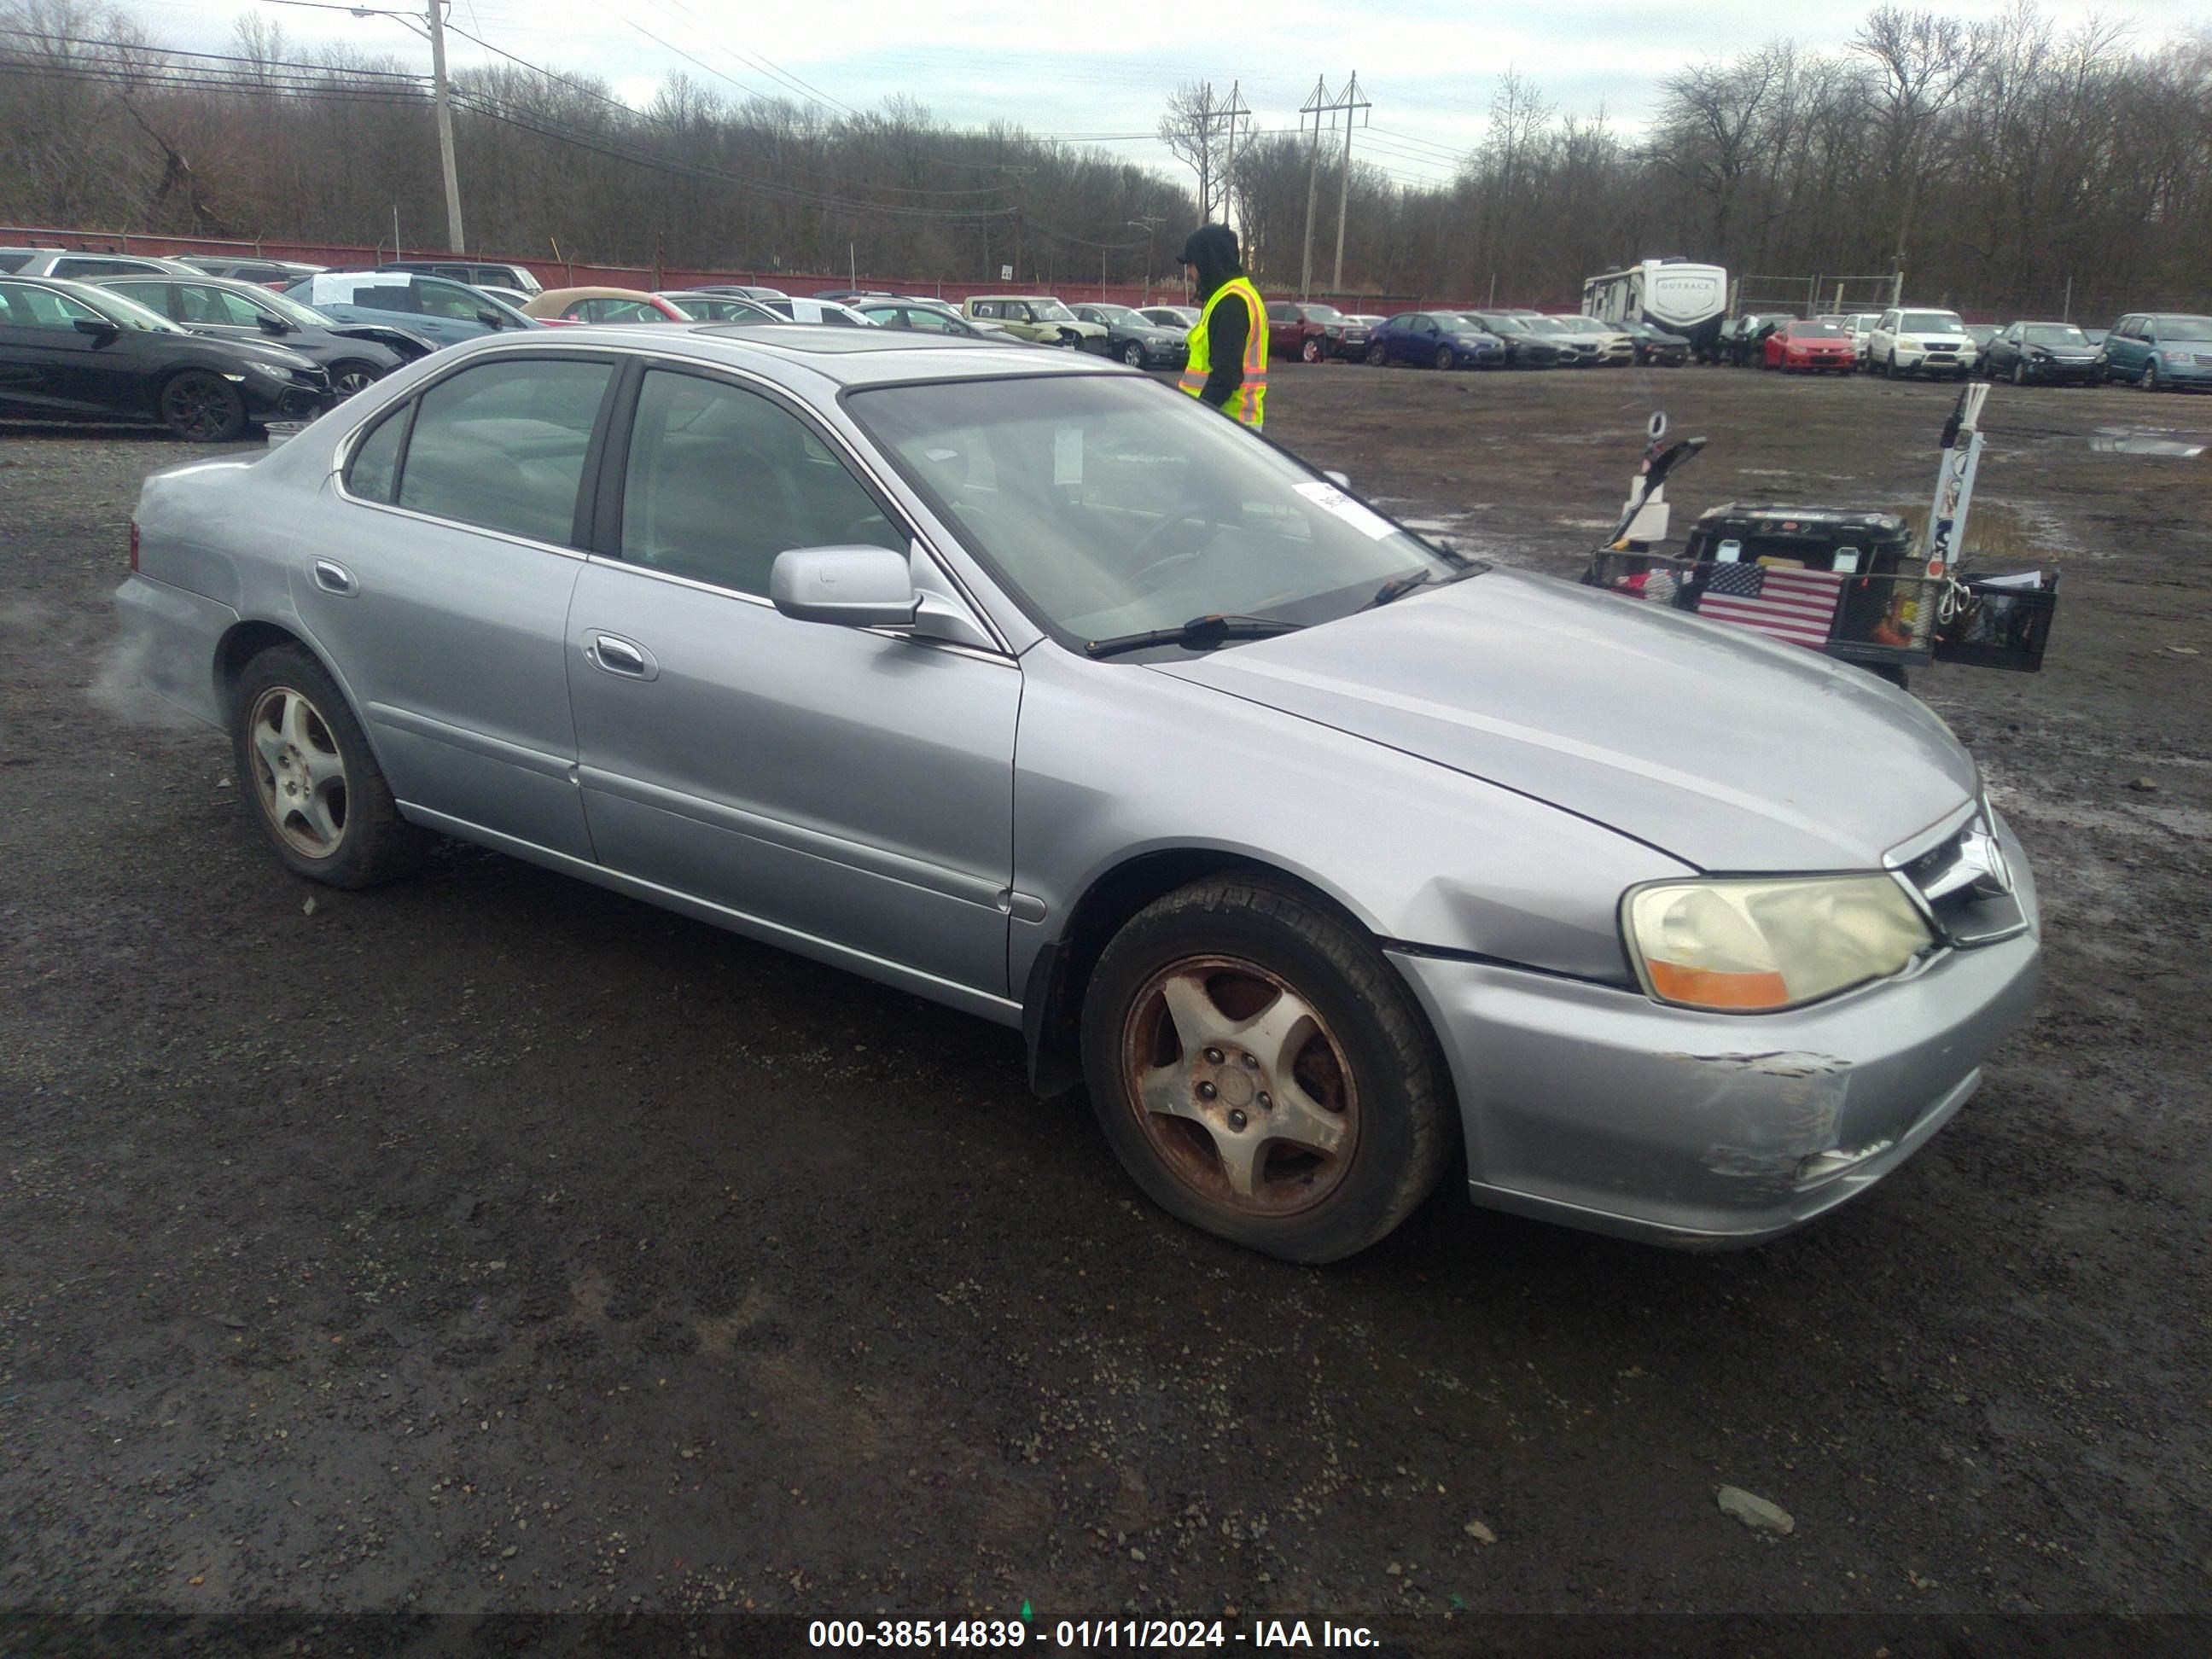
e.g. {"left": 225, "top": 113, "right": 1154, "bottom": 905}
{"left": 1177, "top": 276, "right": 1268, "bottom": 428}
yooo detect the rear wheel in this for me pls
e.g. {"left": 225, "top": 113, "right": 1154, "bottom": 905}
{"left": 1301, "top": 336, "right": 1324, "bottom": 364}
{"left": 160, "top": 371, "right": 247, "bottom": 442}
{"left": 1080, "top": 876, "right": 1452, "bottom": 1263}
{"left": 1365, "top": 342, "right": 1386, "bottom": 367}
{"left": 230, "top": 644, "right": 430, "bottom": 888}
{"left": 328, "top": 359, "right": 383, "bottom": 399}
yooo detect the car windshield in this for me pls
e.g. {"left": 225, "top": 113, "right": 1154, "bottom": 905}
{"left": 1795, "top": 323, "right": 1848, "bottom": 336}
{"left": 252, "top": 287, "right": 337, "bottom": 328}
{"left": 1902, "top": 311, "right": 1964, "bottom": 332}
{"left": 2155, "top": 315, "right": 2212, "bottom": 341}
{"left": 1301, "top": 304, "right": 1343, "bottom": 322}
{"left": 1524, "top": 317, "right": 1573, "bottom": 335}
{"left": 1478, "top": 315, "right": 1527, "bottom": 334}
{"left": 1087, "top": 304, "right": 1139, "bottom": 324}
{"left": 2021, "top": 324, "right": 2087, "bottom": 346}
{"left": 848, "top": 375, "right": 1461, "bottom": 651}
{"left": 86, "top": 287, "right": 187, "bottom": 332}
{"left": 1027, "top": 300, "right": 1075, "bottom": 322}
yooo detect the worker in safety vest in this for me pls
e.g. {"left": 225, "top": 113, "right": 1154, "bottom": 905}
{"left": 1175, "top": 224, "right": 1266, "bottom": 429}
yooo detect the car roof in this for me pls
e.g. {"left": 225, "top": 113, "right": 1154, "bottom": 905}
{"left": 532, "top": 286, "right": 661, "bottom": 304}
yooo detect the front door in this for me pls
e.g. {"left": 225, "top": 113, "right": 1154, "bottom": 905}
{"left": 301, "top": 352, "right": 619, "bottom": 859}
{"left": 566, "top": 364, "right": 1018, "bottom": 998}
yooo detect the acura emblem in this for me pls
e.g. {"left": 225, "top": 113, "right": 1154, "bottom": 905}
{"left": 1956, "top": 819, "right": 2012, "bottom": 898}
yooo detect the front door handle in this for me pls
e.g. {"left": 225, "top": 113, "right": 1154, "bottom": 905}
{"left": 585, "top": 632, "right": 656, "bottom": 679}
{"left": 312, "top": 559, "right": 356, "bottom": 596}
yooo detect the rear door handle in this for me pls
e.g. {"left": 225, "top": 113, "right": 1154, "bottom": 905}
{"left": 312, "top": 559, "right": 356, "bottom": 596}
{"left": 585, "top": 632, "right": 657, "bottom": 680}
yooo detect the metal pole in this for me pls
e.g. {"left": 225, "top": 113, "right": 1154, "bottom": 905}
{"left": 1299, "top": 76, "right": 1325, "bottom": 300}
{"left": 393, "top": 204, "right": 401, "bottom": 259}
{"left": 1331, "top": 73, "right": 1359, "bottom": 293}
{"left": 426, "top": 0, "right": 464, "bottom": 253}
{"left": 2062, "top": 275, "right": 2071, "bottom": 323}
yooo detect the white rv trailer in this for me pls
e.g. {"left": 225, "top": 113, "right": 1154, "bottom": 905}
{"left": 1582, "top": 259, "right": 1729, "bottom": 353}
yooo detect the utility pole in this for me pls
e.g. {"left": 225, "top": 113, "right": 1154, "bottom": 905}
{"left": 1330, "top": 71, "right": 1370, "bottom": 294}
{"left": 1217, "top": 80, "right": 1250, "bottom": 232}
{"left": 1298, "top": 75, "right": 1329, "bottom": 299}
{"left": 424, "top": 0, "right": 464, "bottom": 253}
{"left": 1127, "top": 216, "right": 1164, "bottom": 303}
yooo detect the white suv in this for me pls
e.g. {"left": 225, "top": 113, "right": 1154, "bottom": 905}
{"left": 1869, "top": 307, "right": 1976, "bottom": 381}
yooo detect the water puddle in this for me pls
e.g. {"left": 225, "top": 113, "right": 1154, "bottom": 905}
{"left": 2088, "top": 427, "right": 2205, "bottom": 457}
{"left": 1889, "top": 499, "right": 2071, "bottom": 564}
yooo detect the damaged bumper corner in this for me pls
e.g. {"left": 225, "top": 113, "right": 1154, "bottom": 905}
{"left": 1387, "top": 924, "right": 2040, "bottom": 1249}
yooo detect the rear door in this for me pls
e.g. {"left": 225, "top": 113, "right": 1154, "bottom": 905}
{"left": 306, "top": 352, "right": 621, "bottom": 858}
{"left": 565, "top": 361, "right": 1019, "bottom": 997}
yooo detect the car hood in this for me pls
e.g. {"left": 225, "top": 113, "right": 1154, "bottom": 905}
{"left": 1149, "top": 568, "right": 1977, "bottom": 871}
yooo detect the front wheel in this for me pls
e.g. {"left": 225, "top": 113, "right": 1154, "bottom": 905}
{"left": 2144, "top": 362, "right": 2161, "bottom": 392}
{"left": 1080, "top": 876, "right": 1453, "bottom": 1263}
{"left": 1120, "top": 341, "right": 1145, "bottom": 367}
{"left": 160, "top": 371, "right": 247, "bottom": 442}
{"left": 1884, "top": 355, "right": 1899, "bottom": 380}
{"left": 2011, "top": 360, "right": 2027, "bottom": 386}
{"left": 230, "top": 645, "right": 430, "bottom": 888}
{"left": 329, "top": 359, "right": 384, "bottom": 399}
{"left": 1302, "top": 336, "right": 1324, "bottom": 364}
{"left": 1432, "top": 345, "right": 1455, "bottom": 371}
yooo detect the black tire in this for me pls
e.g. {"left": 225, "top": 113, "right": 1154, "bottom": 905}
{"left": 160, "top": 370, "right": 247, "bottom": 442}
{"left": 2011, "top": 360, "right": 2027, "bottom": 386}
{"left": 328, "top": 358, "right": 384, "bottom": 399}
{"left": 1302, "top": 336, "right": 1324, "bottom": 364}
{"left": 1080, "top": 875, "right": 1454, "bottom": 1263}
{"left": 1120, "top": 341, "right": 1145, "bottom": 367}
{"left": 1432, "top": 345, "right": 1454, "bottom": 371}
{"left": 1365, "top": 342, "right": 1386, "bottom": 367}
{"left": 230, "top": 643, "right": 431, "bottom": 888}
{"left": 2143, "top": 362, "right": 2160, "bottom": 392}
{"left": 1884, "top": 355, "right": 1899, "bottom": 380}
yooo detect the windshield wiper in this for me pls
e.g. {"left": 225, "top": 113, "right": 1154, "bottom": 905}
{"left": 1084, "top": 614, "right": 1305, "bottom": 659}
{"left": 1363, "top": 561, "right": 1488, "bottom": 610}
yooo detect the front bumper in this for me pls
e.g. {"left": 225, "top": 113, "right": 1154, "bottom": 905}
{"left": 2024, "top": 358, "right": 2100, "bottom": 383}
{"left": 1895, "top": 348, "right": 1968, "bottom": 374}
{"left": 1389, "top": 828, "right": 2040, "bottom": 1248}
{"left": 2156, "top": 354, "right": 2212, "bottom": 384}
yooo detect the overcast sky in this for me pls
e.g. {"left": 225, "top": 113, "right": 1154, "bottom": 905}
{"left": 117, "top": 0, "right": 2211, "bottom": 190}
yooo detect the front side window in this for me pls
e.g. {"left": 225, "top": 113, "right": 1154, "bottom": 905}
{"left": 849, "top": 374, "right": 1459, "bottom": 652}
{"left": 415, "top": 282, "right": 488, "bottom": 321}
{"left": 178, "top": 283, "right": 265, "bottom": 326}
{"left": 0, "top": 282, "right": 101, "bottom": 329}
{"left": 618, "top": 369, "right": 903, "bottom": 596}
{"left": 392, "top": 358, "right": 614, "bottom": 544}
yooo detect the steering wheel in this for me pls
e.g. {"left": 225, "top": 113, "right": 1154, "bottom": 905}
{"left": 1126, "top": 498, "right": 1218, "bottom": 586}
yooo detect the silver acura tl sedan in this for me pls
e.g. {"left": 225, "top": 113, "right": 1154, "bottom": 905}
{"left": 117, "top": 325, "right": 2040, "bottom": 1262}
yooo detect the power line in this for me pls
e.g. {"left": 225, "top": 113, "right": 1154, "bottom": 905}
{"left": 654, "top": 0, "right": 858, "bottom": 117}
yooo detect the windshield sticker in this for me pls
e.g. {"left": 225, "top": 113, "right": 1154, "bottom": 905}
{"left": 1053, "top": 427, "right": 1082, "bottom": 486}
{"left": 1294, "top": 480, "right": 1396, "bottom": 540}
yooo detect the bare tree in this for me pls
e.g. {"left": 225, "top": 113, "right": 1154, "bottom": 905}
{"left": 1854, "top": 6, "right": 1988, "bottom": 271}
{"left": 1158, "top": 80, "right": 1224, "bottom": 221}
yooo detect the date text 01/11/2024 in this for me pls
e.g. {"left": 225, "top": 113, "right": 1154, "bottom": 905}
{"left": 806, "top": 1619, "right": 1382, "bottom": 1649}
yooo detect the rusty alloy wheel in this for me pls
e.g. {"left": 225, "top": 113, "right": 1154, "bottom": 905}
{"left": 1116, "top": 953, "right": 1359, "bottom": 1217}
{"left": 245, "top": 684, "right": 349, "bottom": 859}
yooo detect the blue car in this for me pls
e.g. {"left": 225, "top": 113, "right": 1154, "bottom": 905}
{"left": 2098, "top": 312, "right": 2212, "bottom": 392}
{"left": 1363, "top": 311, "right": 1504, "bottom": 370}
{"left": 282, "top": 272, "right": 540, "bottom": 350}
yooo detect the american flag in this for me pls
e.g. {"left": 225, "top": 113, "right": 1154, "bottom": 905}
{"left": 1696, "top": 562, "right": 1844, "bottom": 649}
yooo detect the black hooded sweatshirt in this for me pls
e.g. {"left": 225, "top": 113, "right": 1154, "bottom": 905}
{"left": 1179, "top": 224, "right": 1253, "bottom": 410}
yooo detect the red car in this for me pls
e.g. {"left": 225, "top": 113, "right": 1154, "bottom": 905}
{"left": 1763, "top": 319, "right": 1858, "bottom": 374}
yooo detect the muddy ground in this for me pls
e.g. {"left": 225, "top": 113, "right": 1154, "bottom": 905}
{"left": 2, "top": 362, "right": 2209, "bottom": 1652}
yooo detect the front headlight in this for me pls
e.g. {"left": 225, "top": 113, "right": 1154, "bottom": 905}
{"left": 1621, "top": 875, "right": 1934, "bottom": 1012}
{"left": 244, "top": 359, "right": 295, "bottom": 381}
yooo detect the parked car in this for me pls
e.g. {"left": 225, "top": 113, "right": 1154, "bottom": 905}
{"left": 1981, "top": 322, "right": 2101, "bottom": 386}
{"left": 1814, "top": 312, "right": 1882, "bottom": 364}
{"left": 523, "top": 287, "right": 696, "bottom": 325}
{"left": 2098, "top": 313, "right": 2212, "bottom": 392}
{"left": 1520, "top": 315, "right": 1605, "bottom": 365}
{"left": 180, "top": 256, "right": 326, "bottom": 288}
{"left": 1868, "top": 307, "right": 1975, "bottom": 380}
{"left": 2, "top": 249, "right": 201, "bottom": 280}
{"left": 1965, "top": 323, "right": 1998, "bottom": 372}
{"left": 1716, "top": 313, "right": 1790, "bottom": 367}
{"left": 376, "top": 259, "right": 542, "bottom": 296}
{"left": 474, "top": 285, "right": 535, "bottom": 310}
{"left": 759, "top": 296, "right": 881, "bottom": 329}
{"left": 1264, "top": 300, "right": 1371, "bottom": 364}
{"left": 1461, "top": 311, "right": 1563, "bottom": 368}
{"left": 857, "top": 300, "right": 1021, "bottom": 344}
{"left": 1138, "top": 305, "right": 1200, "bottom": 330}
{"left": 1549, "top": 315, "right": 1636, "bottom": 364}
{"left": 962, "top": 295, "right": 1107, "bottom": 350}
{"left": 86, "top": 272, "right": 415, "bottom": 397}
{"left": 658, "top": 291, "right": 783, "bottom": 324}
{"left": 1621, "top": 321, "right": 1691, "bottom": 366}
{"left": 1345, "top": 312, "right": 1386, "bottom": 330}
{"left": 115, "top": 327, "right": 2042, "bottom": 1262}
{"left": 1365, "top": 311, "right": 1503, "bottom": 370}
{"left": 1071, "top": 303, "right": 1190, "bottom": 368}
{"left": 1762, "top": 318, "right": 1858, "bottom": 374}
{"left": 0, "top": 275, "right": 330, "bottom": 439}
{"left": 285, "top": 272, "right": 540, "bottom": 348}
{"left": 688, "top": 283, "right": 790, "bottom": 302}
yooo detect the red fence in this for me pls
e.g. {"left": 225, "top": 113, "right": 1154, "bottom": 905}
{"left": 1, "top": 224, "right": 1448, "bottom": 312}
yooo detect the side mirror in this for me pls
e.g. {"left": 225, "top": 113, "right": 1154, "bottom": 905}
{"left": 73, "top": 317, "right": 119, "bottom": 343}
{"left": 255, "top": 313, "right": 293, "bottom": 335}
{"left": 770, "top": 545, "right": 921, "bottom": 629}
{"left": 1322, "top": 470, "right": 1351, "bottom": 491}
{"left": 476, "top": 309, "right": 504, "bottom": 329}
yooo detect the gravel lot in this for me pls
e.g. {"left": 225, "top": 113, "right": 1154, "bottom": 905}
{"left": 2, "top": 361, "right": 2208, "bottom": 1650}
